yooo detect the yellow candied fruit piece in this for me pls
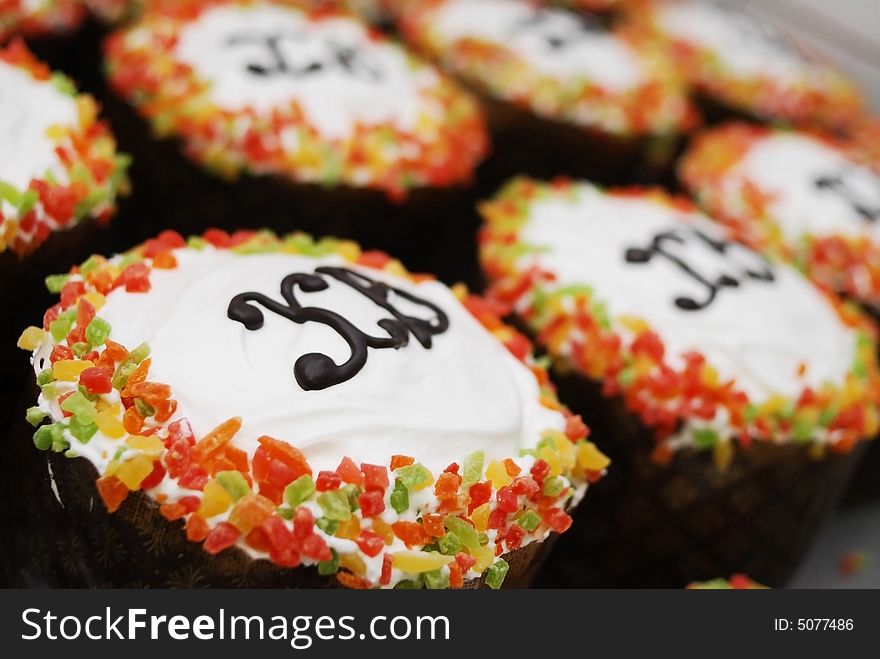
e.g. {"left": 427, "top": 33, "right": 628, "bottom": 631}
{"left": 759, "top": 394, "right": 788, "bottom": 416}
{"left": 617, "top": 315, "right": 649, "bottom": 334}
{"left": 17, "top": 326, "right": 46, "bottom": 351}
{"left": 114, "top": 454, "right": 155, "bottom": 490}
{"left": 701, "top": 365, "right": 720, "bottom": 388}
{"left": 371, "top": 517, "right": 394, "bottom": 545}
{"left": 712, "top": 441, "right": 734, "bottom": 472}
{"left": 553, "top": 432, "right": 577, "bottom": 471}
{"left": 335, "top": 516, "right": 361, "bottom": 541}
{"left": 538, "top": 446, "right": 562, "bottom": 477}
{"left": 577, "top": 442, "right": 611, "bottom": 472}
{"left": 451, "top": 283, "right": 468, "bottom": 300}
{"left": 391, "top": 551, "right": 454, "bottom": 574}
{"left": 337, "top": 240, "right": 361, "bottom": 263}
{"left": 83, "top": 291, "right": 106, "bottom": 311}
{"left": 96, "top": 404, "right": 125, "bottom": 439}
{"left": 486, "top": 459, "right": 513, "bottom": 489}
{"left": 53, "top": 359, "right": 94, "bottom": 381}
{"left": 340, "top": 553, "right": 367, "bottom": 578}
{"left": 76, "top": 96, "right": 98, "bottom": 126}
{"left": 198, "top": 479, "right": 233, "bottom": 518}
{"left": 385, "top": 261, "right": 407, "bottom": 278}
{"left": 46, "top": 123, "right": 66, "bottom": 141}
{"left": 471, "top": 503, "right": 491, "bottom": 532}
{"left": 126, "top": 435, "right": 164, "bottom": 457}
{"left": 472, "top": 544, "right": 495, "bottom": 573}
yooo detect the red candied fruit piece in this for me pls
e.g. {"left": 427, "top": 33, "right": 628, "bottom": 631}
{"left": 178, "top": 464, "right": 209, "bottom": 491}
{"left": 391, "top": 521, "right": 430, "bottom": 548}
{"left": 357, "top": 250, "right": 391, "bottom": 269}
{"left": 358, "top": 489, "right": 385, "bottom": 517}
{"left": 631, "top": 331, "right": 665, "bottom": 362}
{"left": 543, "top": 508, "right": 573, "bottom": 534}
{"left": 301, "top": 534, "right": 332, "bottom": 562}
{"left": 166, "top": 418, "right": 195, "bottom": 446}
{"left": 565, "top": 414, "right": 589, "bottom": 441}
{"left": 159, "top": 501, "right": 187, "bottom": 521}
{"left": 511, "top": 476, "right": 540, "bottom": 498}
{"left": 43, "top": 303, "right": 61, "bottom": 331}
{"left": 434, "top": 471, "right": 462, "bottom": 500}
{"left": 95, "top": 475, "right": 128, "bottom": 513}
{"left": 178, "top": 495, "right": 200, "bottom": 513}
{"left": 468, "top": 481, "right": 492, "bottom": 513}
{"left": 380, "top": 554, "right": 393, "bottom": 586}
{"left": 185, "top": 514, "right": 210, "bottom": 542}
{"left": 203, "top": 522, "right": 241, "bottom": 555}
{"left": 116, "top": 262, "right": 151, "bottom": 293}
{"left": 203, "top": 228, "right": 231, "bottom": 247}
{"left": 487, "top": 508, "right": 508, "bottom": 531}
{"left": 315, "top": 470, "right": 342, "bottom": 491}
{"left": 505, "top": 524, "right": 525, "bottom": 550}
{"left": 390, "top": 455, "right": 414, "bottom": 470}
{"left": 293, "top": 506, "right": 315, "bottom": 540}
{"left": 253, "top": 436, "right": 312, "bottom": 484}
{"left": 103, "top": 340, "right": 128, "bottom": 362}
{"left": 57, "top": 392, "right": 75, "bottom": 417}
{"left": 496, "top": 486, "right": 518, "bottom": 513}
{"left": 142, "top": 230, "right": 185, "bottom": 258}
{"left": 530, "top": 459, "right": 550, "bottom": 483}
{"left": 356, "top": 530, "right": 384, "bottom": 558}
{"left": 245, "top": 527, "right": 272, "bottom": 553}
{"left": 337, "top": 456, "right": 364, "bottom": 487}
{"left": 59, "top": 280, "right": 86, "bottom": 309}
{"left": 455, "top": 552, "right": 476, "bottom": 573}
{"left": 35, "top": 182, "right": 81, "bottom": 223}
{"left": 361, "top": 463, "right": 389, "bottom": 492}
{"left": 166, "top": 439, "right": 192, "bottom": 478}
{"left": 448, "top": 561, "right": 464, "bottom": 589}
{"left": 140, "top": 461, "right": 166, "bottom": 490}
{"left": 422, "top": 513, "right": 445, "bottom": 538}
{"left": 444, "top": 463, "right": 460, "bottom": 474}
{"left": 79, "top": 366, "right": 113, "bottom": 394}
{"left": 50, "top": 344, "right": 74, "bottom": 364}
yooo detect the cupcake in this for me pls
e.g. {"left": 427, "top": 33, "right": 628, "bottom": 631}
{"left": 13, "top": 229, "right": 607, "bottom": 588}
{"left": 102, "top": 0, "right": 489, "bottom": 283}
{"left": 479, "top": 177, "right": 880, "bottom": 587}
{"left": 397, "top": 0, "right": 697, "bottom": 186}
{"left": 638, "top": 0, "right": 863, "bottom": 130}
{"left": 680, "top": 123, "right": 880, "bottom": 505}
{"left": 0, "top": 40, "right": 129, "bottom": 433}
{"left": 0, "top": 0, "right": 87, "bottom": 69}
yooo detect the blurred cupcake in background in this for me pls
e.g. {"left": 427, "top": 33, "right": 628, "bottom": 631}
{"left": 398, "top": 0, "right": 697, "bottom": 186}
{"left": 0, "top": 0, "right": 87, "bottom": 69}
{"left": 480, "top": 177, "right": 880, "bottom": 587}
{"left": 13, "top": 228, "right": 607, "bottom": 588}
{"left": 102, "top": 0, "right": 489, "bottom": 282}
{"left": 0, "top": 39, "right": 129, "bottom": 433}
{"left": 83, "top": 0, "right": 145, "bottom": 24}
{"left": 637, "top": 0, "right": 863, "bottom": 130}
{"left": 687, "top": 574, "right": 766, "bottom": 589}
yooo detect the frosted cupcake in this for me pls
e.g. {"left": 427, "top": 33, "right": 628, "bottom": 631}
{"left": 480, "top": 178, "right": 880, "bottom": 587}
{"left": 639, "top": 0, "right": 863, "bottom": 130}
{"left": 398, "top": 0, "right": 697, "bottom": 185}
{"left": 103, "top": 0, "right": 489, "bottom": 280}
{"left": 15, "top": 229, "right": 607, "bottom": 588}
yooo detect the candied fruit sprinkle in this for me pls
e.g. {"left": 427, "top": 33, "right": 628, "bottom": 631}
{"left": 20, "top": 228, "right": 606, "bottom": 589}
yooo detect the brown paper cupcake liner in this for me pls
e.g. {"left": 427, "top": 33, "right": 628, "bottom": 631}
{"left": 535, "top": 368, "right": 865, "bottom": 588}
{"left": 0, "top": 386, "right": 554, "bottom": 589}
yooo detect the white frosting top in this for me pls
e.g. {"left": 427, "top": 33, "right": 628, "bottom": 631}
{"left": 656, "top": 1, "right": 813, "bottom": 83}
{"left": 516, "top": 184, "right": 856, "bottom": 402}
{"left": 173, "top": 2, "right": 441, "bottom": 140}
{"left": 427, "top": 0, "right": 644, "bottom": 92}
{"left": 725, "top": 133, "right": 880, "bottom": 243}
{"left": 0, "top": 60, "right": 77, "bottom": 201}
{"left": 95, "top": 248, "right": 564, "bottom": 474}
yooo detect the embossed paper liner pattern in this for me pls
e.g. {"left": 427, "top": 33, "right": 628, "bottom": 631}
{"left": 634, "top": 0, "right": 864, "bottom": 131}
{"left": 479, "top": 178, "right": 880, "bottom": 587}
{"left": 98, "top": 0, "right": 488, "bottom": 282}
{"left": 397, "top": 0, "right": 698, "bottom": 186}
{"left": 16, "top": 229, "right": 608, "bottom": 589}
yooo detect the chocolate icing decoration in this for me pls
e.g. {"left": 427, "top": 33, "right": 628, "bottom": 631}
{"left": 815, "top": 167, "right": 880, "bottom": 223}
{"left": 227, "top": 267, "right": 449, "bottom": 391}
{"left": 625, "top": 226, "right": 775, "bottom": 311}
{"left": 226, "top": 32, "right": 382, "bottom": 81}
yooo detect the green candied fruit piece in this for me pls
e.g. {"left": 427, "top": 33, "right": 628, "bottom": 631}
{"left": 0, "top": 181, "right": 22, "bottom": 206}
{"left": 423, "top": 568, "right": 450, "bottom": 590}
{"left": 542, "top": 476, "right": 564, "bottom": 497}
{"left": 127, "top": 343, "right": 151, "bottom": 365}
{"left": 478, "top": 532, "right": 489, "bottom": 547}
{"left": 71, "top": 342, "right": 90, "bottom": 358}
{"left": 340, "top": 483, "right": 361, "bottom": 512}
{"left": 484, "top": 559, "right": 510, "bottom": 590}
{"left": 315, "top": 517, "right": 339, "bottom": 535}
{"left": 40, "top": 383, "right": 58, "bottom": 399}
{"left": 692, "top": 428, "right": 719, "bottom": 449}
{"left": 396, "top": 463, "right": 432, "bottom": 490}
{"left": 317, "top": 549, "right": 340, "bottom": 576}
{"left": 44, "top": 274, "right": 70, "bottom": 294}
{"left": 134, "top": 398, "right": 155, "bottom": 419}
{"left": 437, "top": 532, "right": 462, "bottom": 556}
{"left": 26, "top": 407, "right": 47, "bottom": 427}
{"left": 389, "top": 478, "right": 409, "bottom": 514}
{"left": 394, "top": 578, "right": 423, "bottom": 590}
{"left": 317, "top": 490, "right": 352, "bottom": 522}
{"left": 79, "top": 256, "right": 102, "bottom": 275}
{"left": 444, "top": 516, "right": 480, "bottom": 553}
{"left": 187, "top": 236, "right": 208, "bottom": 250}
{"left": 217, "top": 471, "right": 250, "bottom": 501}
{"left": 276, "top": 507, "right": 295, "bottom": 521}
{"left": 284, "top": 474, "right": 316, "bottom": 507}
{"left": 60, "top": 391, "right": 97, "bottom": 425}
{"left": 792, "top": 418, "right": 815, "bottom": 443}
{"left": 515, "top": 510, "right": 541, "bottom": 533}
{"left": 51, "top": 72, "right": 76, "bottom": 96}
{"left": 34, "top": 422, "right": 68, "bottom": 452}
{"left": 18, "top": 189, "right": 38, "bottom": 215}
{"left": 111, "top": 362, "right": 137, "bottom": 390}
{"left": 819, "top": 406, "right": 838, "bottom": 428}
{"left": 461, "top": 450, "right": 484, "bottom": 487}
{"left": 69, "top": 417, "right": 98, "bottom": 444}
{"left": 49, "top": 315, "right": 74, "bottom": 342}
{"left": 36, "top": 369, "right": 55, "bottom": 386}
{"left": 85, "top": 318, "right": 111, "bottom": 346}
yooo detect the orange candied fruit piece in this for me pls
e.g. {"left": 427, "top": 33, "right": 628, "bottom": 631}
{"left": 96, "top": 475, "right": 129, "bottom": 513}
